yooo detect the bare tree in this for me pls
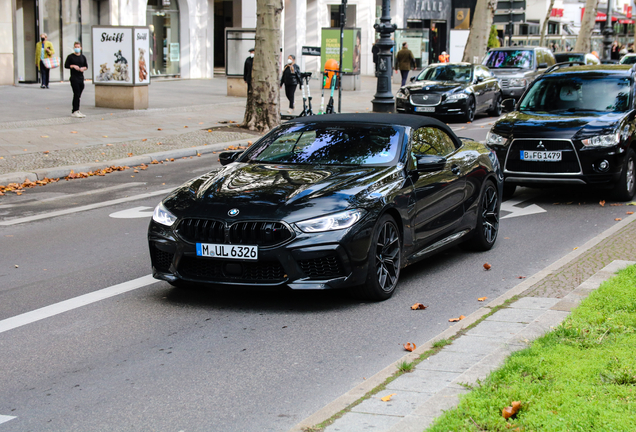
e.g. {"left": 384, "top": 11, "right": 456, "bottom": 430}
{"left": 242, "top": 0, "right": 283, "bottom": 133}
{"left": 539, "top": 0, "right": 556, "bottom": 47}
{"left": 462, "top": 0, "right": 499, "bottom": 63}
{"left": 575, "top": 0, "right": 599, "bottom": 52}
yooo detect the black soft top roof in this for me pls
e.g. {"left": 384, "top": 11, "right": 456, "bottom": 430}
{"left": 287, "top": 113, "right": 452, "bottom": 133}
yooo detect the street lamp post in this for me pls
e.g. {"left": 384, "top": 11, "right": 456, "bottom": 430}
{"left": 372, "top": 0, "right": 396, "bottom": 113}
{"left": 602, "top": 1, "right": 615, "bottom": 61}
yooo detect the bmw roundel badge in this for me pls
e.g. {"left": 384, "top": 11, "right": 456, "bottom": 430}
{"left": 228, "top": 208, "right": 240, "bottom": 217}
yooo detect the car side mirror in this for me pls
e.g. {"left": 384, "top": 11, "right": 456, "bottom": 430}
{"left": 501, "top": 98, "right": 516, "bottom": 113}
{"left": 538, "top": 62, "right": 548, "bottom": 68}
{"left": 476, "top": 76, "right": 484, "bottom": 83}
{"left": 410, "top": 76, "right": 416, "bottom": 83}
{"left": 414, "top": 154, "right": 446, "bottom": 172}
{"left": 219, "top": 150, "right": 243, "bottom": 166}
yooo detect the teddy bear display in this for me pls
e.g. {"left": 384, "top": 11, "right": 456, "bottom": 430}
{"left": 138, "top": 48, "right": 148, "bottom": 82}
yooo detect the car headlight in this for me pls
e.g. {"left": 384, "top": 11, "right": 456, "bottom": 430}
{"left": 152, "top": 202, "right": 177, "bottom": 227}
{"left": 582, "top": 133, "right": 620, "bottom": 147}
{"left": 509, "top": 78, "right": 527, "bottom": 87}
{"left": 486, "top": 131, "right": 506, "bottom": 146}
{"left": 296, "top": 209, "right": 365, "bottom": 233}
{"left": 396, "top": 88, "right": 410, "bottom": 99}
{"left": 447, "top": 93, "right": 469, "bottom": 100}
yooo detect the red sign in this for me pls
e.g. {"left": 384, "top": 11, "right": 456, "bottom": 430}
{"left": 551, "top": 8, "right": 564, "bottom": 18}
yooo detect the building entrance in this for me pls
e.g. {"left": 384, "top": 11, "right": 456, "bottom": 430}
{"left": 146, "top": 0, "right": 180, "bottom": 77}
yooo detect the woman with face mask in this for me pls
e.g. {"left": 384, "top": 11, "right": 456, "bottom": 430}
{"left": 35, "top": 33, "right": 55, "bottom": 88}
{"left": 64, "top": 42, "right": 89, "bottom": 118}
{"left": 280, "top": 54, "right": 301, "bottom": 112}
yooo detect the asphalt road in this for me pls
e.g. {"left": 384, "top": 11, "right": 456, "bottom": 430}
{"left": 0, "top": 116, "right": 631, "bottom": 432}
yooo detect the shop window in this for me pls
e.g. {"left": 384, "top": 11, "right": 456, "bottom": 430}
{"left": 147, "top": 0, "right": 180, "bottom": 76}
{"left": 329, "top": 4, "right": 356, "bottom": 28}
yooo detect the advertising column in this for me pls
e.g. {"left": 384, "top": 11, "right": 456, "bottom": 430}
{"left": 92, "top": 26, "right": 151, "bottom": 109}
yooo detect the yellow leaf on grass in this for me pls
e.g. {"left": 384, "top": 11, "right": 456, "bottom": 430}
{"left": 381, "top": 393, "right": 396, "bottom": 402}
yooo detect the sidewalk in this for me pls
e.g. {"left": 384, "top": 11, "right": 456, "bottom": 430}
{"left": 0, "top": 75, "right": 387, "bottom": 184}
{"left": 290, "top": 214, "right": 636, "bottom": 432}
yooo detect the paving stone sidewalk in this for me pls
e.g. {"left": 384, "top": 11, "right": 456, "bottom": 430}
{"left": 291, "top": 216, "right": 636, "bottom": 432}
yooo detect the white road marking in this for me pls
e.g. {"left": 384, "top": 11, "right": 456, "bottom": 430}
{"left": 0, "top": 275, "right": 157, "bottom": 335}
{"left": 0, "top": 415, "right": 16, "bottom": 425}
{"left": 0, "top": 188, "right": 173, "bottom": 226}
{"left": 109, "top": 206, "right": 154, "bottom": 219}
{"left": 0, "top": 183, "right": 144, "bottom": 209}
{"left": 501, "top": 194, "right": 547, "bottom": 219}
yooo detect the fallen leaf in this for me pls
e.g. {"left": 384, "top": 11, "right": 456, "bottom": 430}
{"left": 199, "top": 122, "right": 204, "bottom": 124}
{"left": 573, "top": 247, "right": 579, "bottom": 250}
{"left": 133, "top": 170, "right": 139, "bottom": 173}
{"left": 403, "top": 342, "right": 416, "bottom": 352}
{"left": 610, "top": 203, "right": 623, "bottom": 206}
{"left": 411, "top": 303, "right": 428, "bottom": 310}
{"left": 106, "top": 143, "right": 113, "bottom": 146}
{"left": 478, "top": 297, "right": 487, "bottom": 301}
{"left": 459, "top": 315, "right": 466, "bottom": 320}
{"left": 43, "top": 151, "right": 49, "bottom": 154}
{"left": 504, "top": 237, "right": 510, "bottom": 239}
{"left": 127, "top": 153, "right": 133, "bottom": 157}
{"left": 627, "top": 202, "right": 636, "bottom": 206}
{"left": 502, "top": 401, "right": 522, "bottom": 419}
{"left": 103, "top": 135, "right": 108, "bottom": 138}
{"left": 15, "top": 265, "right": 18, "bottom": 268}
{"left": 449, "top": 317, "right": 460, "bottom": 322}
{"left": 483, "top": 263, "right": 492, "bottom": 270}
{"left": 207, "top": 129, "right": 212, "bottom": 132}
{"left": 197, "top": 153, "right": 201, "bottom": 157}
{"left": 184, "top": 125, "right": 188, "bottom": 128}
{"left": 599, "top": 200, "right": 606, "bottom": 206}
{"left": 40, "top": 135, "right": 49, "bottom": 138}
{"left": 170, "top": 158, "right": 175, "bottom": 162}
{"left": 627, "top": 211, "right": 634, "bottom": 215}
{"left": 517, "top": 276, "right": 526, "bottom": 279}
{"left": 158, "top": 128, "right": 162, "bottom": 131}
{"left": 615, "top": 218, "right": 622, "bottom": 221}
{"left": 142, "top": 138, "right": 147, "bottom": 142}
{"left": 380, "top": 393, "right": 396, "bottom": 402}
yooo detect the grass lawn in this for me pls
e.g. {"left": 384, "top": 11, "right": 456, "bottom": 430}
{"left": 426, "top": 265, "right": 636, "bottom": 431}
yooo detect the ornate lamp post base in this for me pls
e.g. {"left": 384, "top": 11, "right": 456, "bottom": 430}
{"left": 372, "top": 0, "right": 397, "bottom": 113}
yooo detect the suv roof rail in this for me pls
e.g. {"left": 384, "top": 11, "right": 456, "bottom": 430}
{"left": 544, "top": 61, "right": 586, "bottom": 75}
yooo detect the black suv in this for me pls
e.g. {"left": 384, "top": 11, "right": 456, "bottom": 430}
{"left": 486, "top": 64, "right": 636, "bottom": 200}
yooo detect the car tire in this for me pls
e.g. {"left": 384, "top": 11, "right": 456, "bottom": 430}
{"left": 612, "top": 149, "right": 636, "bottom": 201}
{"left": 462, "top": 181, "right": 500, "bottom": 251}
{"left": 488, "top": 93, "right": 502, "bottom": 117}
{"left": 503, "top": 183, "right": 516, "bottom": 200}
{"left": 463, "top": 96, "right": 476, "bottom": 123}
{"left": 350, "top": 214, "right": 402, "bottom": 301}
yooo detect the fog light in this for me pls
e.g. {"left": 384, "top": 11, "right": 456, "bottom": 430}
{"left": 598, "top": 160, "right": 610, "bottom": 172}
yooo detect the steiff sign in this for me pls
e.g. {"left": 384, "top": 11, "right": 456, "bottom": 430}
{"left": 302, "top": 46, "right": 321, "bottom": 56}
{"left": 92, "top": 25, "right": 150, "bottom": 109}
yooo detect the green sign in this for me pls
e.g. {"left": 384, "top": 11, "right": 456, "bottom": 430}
{"left": 320, "top": 28, "right": 361, "bottom": 74}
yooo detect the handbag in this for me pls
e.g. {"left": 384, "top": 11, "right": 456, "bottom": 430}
{"left": 43, "top": 57, "right": 61, "bottom": 69}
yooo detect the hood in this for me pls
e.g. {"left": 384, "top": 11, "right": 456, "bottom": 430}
{"left": 163, "top": 163, "right": 401, "bottom": 223}
{"left": 406, "top": 80, "right": 464, "bottom": 93}
{"left": 492, "top": 110, "right": 626, "bottom": 139}
{"left": 490, "top": 68, "right": 532, "bottom": 77}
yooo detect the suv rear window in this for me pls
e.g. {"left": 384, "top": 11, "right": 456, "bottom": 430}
{"left": 484, "top": 50, "right": 533, "bottom": 69}
{"left": 519, "top": 75, "right": 631, "bottom": 113}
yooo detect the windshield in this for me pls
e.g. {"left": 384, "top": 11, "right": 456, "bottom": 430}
{"left": 484, "top": 50, "right": 533, "bottom": 69}
{"left": 416, "top": 65, "right": 473, "bottom": 83}
{"left": 519, "top": 75, "right": 631, "bottom": 113}
{"left": 554, "top": 54, "right": 584, "bottom": 63}
{"left": 620, "top": 55, "right": 636, "bottom": 65}
{"left": 241, "top": 123, "right": 404, "bottom": 166}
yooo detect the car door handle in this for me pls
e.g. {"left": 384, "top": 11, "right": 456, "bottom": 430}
{"left": 451, "top": 165, "right": 461, "bottom": 175}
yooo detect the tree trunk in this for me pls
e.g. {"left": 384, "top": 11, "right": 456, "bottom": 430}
{"left": 539, "top": 0, "right": 556, "bottom": 47}
{"left": 462, "top": 0, "right": 499, "bottom": 63}
{"left": 242, "top": 0, "right": 283, "bottom": 133}
{"left": 575, "top": 0, "right": 599, "bottom": 53}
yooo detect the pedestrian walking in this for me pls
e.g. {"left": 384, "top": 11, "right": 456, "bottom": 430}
{"left": 611, "top": 41, "right": 620, "bottom": 60}
{"left": 64, "top": 41, "right": 88, "bottom": 118}
{"left": 438, "top": 51, "right": 449, "bottom": 63}
{"left": 244, "top": 48, "right": 254, "bottom": 92}
{"left": 280, "top": 54, "right": 301, "bottom": 112}
{"left": 395, "top": 42, "right": 415, "bottom": 86}
{"left": 35, "top": 33, "right": 55, "bottom": 89}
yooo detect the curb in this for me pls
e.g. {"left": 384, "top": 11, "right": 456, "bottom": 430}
{"left": 0, "top": 138, "right": 252, "bottom": 185}
{"left": 287, "top": 213, "right": 636, "bottom": 432}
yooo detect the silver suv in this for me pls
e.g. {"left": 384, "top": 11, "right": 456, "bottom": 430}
{"left": 483, "top": 47, "right": 556, "bottom": 100}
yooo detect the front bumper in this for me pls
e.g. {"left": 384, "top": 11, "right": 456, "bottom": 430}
{"left": 395, "top": 96, "right": 469, "bottom": 116}
{"left": 500, "top": 87, "right": 526, "bottom": 100}
{"left": 148, "top": 217, "right": 376, "bottom": 290}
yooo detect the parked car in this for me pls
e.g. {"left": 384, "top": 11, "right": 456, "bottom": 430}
{"left": 486, "top": 64, "right": 636, "bottom": 200}
{"left": 554, "top": 52, "right": 600, "bottom": 65}
{"left": 619, "top": 53, "right": 636, "bottom": 64}
{"left": 395, "top": 62, "right": 503, "bottom": 122}
{"left": 148, "top": 114, "right": 502, "bottom": 300}
{"left": 483, "top": 46, "right": 556, "bottom": 100}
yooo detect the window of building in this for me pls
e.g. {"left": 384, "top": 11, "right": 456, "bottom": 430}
{"left": 329, "top": 4, "right": 356, "bottom": 28}
{"left": 146, "top": 0, "right": 180, "bottom": 76}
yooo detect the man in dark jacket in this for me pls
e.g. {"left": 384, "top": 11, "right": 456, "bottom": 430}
{"left": 64, "top": 41, "right": 88, "bottom": 118}
{"left": 395, "top": 42, "right": 416, "bottom": 86}
{"left": 280, "top": 54, "right": 301, "bottom": 111}
{"left": 244, "top": 48, "right": 254, "bottom": 92}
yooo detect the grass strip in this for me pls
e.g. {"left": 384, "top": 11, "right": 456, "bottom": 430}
{"left": 304, "top": 298, "right": 517, "bottom": 432}
{"left": 427, "top": 264, "right": 636, "bottom": 431}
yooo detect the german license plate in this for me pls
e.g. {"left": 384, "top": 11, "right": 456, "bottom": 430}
{"left": 415, "top": 106, "right": 435, "bottom": 113}
{"left": 520, "top": 151, "right": 562, "bottom": 162}
{"left": 196, "top": 243, "right": 258, "bottom": 260}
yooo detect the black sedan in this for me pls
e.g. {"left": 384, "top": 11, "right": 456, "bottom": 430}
{"left": 148, "top": 114, "right": 502, "bottom": 300}
{"left": 487, "top": 64, "right": 636, "bottom": 200}
{"left": 395, "top": 63, "right": 503, "bottom": 122}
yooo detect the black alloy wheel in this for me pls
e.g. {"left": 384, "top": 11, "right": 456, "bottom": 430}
{"left": 463, "top": 181, "right": 500, "bottom": 251}
{"left": 613, "top": 149, "right": 636, "bottom": 201}
{"left": 463, "top": 96, "right": 476, "bottom": 122}
{"left": 488, "top": 93, "right": 502, "bottom": 117}
{"left": 352, "top": 214, "right": 402, "bottom": 301}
